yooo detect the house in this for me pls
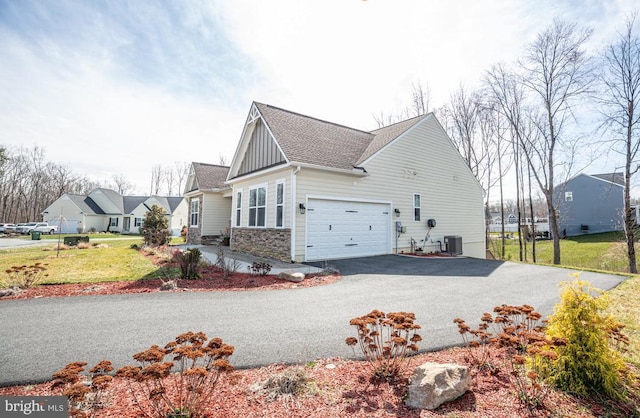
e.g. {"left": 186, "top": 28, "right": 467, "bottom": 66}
{"left": 42, "top": 188, "right": 188, "bottom": 235}
{"left": 554, "top": 173, "right": 624, "bottom": 237}
{"left": 187, "top": 102, "right": 485, "bottom": 262}
{"left": 183, "top": 162, "right": 232, "bottom": 244}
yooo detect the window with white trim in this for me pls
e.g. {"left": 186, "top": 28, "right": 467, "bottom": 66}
{"left": 235, "top": 191, "right": 242, "bottom": 227}
{"left": 413, "top": 194, "right": 421, "bottom": 221}
{"left": 109, "top": 217, "right": 119, "bottom": 227}
{"left": 134, "top": 217, "right": 143, "bottom": 227}
{"left": 565, "top": 191, "right": 573, "bottom": 202}
{"left": 275, "top": 182, "right": 284, "bottom": 228}
{"left": 249, "top": 186, "right": 266, "bottom": 227}
{"left": 190, "top": 199, "right": 199, "bottom": 226}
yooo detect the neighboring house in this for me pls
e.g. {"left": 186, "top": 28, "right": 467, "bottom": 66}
{"left": 42, "top": 188, "right": 188, "bottom": 235}
{"left": 554, "top": 173, "right": 624, "bottom": 237}
{"left": 183, "top": 162, "right": 232, "bottom": 244}
{"left": 191, "top": 102, "right": 485, "bottom": 262}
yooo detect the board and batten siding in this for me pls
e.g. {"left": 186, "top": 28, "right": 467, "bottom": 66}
{"left": 237, "top": 119, "right": 286, "bottom": 176}
{"left": 201, "top": 192, "right": 232, "bottom": 235}
{"left": 293, "top": 115, "right": 485, "bottom": 261}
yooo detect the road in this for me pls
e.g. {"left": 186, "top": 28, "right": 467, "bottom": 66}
{"left": 0, "top": 256, "right": 626, "bottom": 386}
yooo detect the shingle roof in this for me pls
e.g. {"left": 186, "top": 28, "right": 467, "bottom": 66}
{"left": 254, "top": 102, "right": 425, "bottom": 170}
{"left": 66, "top": 194, "right": 105, "bottom": 215}
{"left": 192, "top": 163, "right": 230, "bottom": 190}
{"left": 592, "top": 173, "right": 624, "bottom": 186}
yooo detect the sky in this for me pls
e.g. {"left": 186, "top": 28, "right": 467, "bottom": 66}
{"left": 0, "top": 0, "right": 637, "bottom": 197}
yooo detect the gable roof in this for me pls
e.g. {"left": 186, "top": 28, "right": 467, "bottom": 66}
{"left": 229, "top": 102, "right": 428, "bottom": 179}
{"left": 186, "top": 162, "right": 230, "bottom": 192}
{"left": 52, "top": 190, "right": 185, "bottom": 217}
{"left": 592, "top": 173, "right": 624, "bottom": 186}
{"left": 65, "top": 194, "right": 105, "bottom": 215}
{"left": 558, "top": 173, "right": 625, "bottom": 191}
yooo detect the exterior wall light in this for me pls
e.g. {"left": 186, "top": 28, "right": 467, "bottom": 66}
{"left": 299, "top": 203, "right": 306, "bottom": 214}
{"left": 394, "top": 208, "right": 401, "bottom": 217}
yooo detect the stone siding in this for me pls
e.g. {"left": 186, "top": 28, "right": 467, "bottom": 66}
{"left": 231, "top": 228, "right": 291, "bottom": 262}
{"left": 186, "top": 196, "right": 203, "bottom": 245}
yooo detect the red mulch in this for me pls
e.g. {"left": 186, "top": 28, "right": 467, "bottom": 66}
{"left": 1, "top": 264, "right": 340, "bottom": 300}
{"left": 1, "top": 347, "right": 634, "bottom": 417}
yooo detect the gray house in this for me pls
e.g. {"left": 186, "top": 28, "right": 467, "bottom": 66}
{"left": 554, "top": 173, "right": 624, "bottom": 237}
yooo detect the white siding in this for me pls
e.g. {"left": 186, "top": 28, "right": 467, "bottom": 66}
{"left": 293, "top": 116, "right": 485, "bottom": 261}
{"left": 231, "top": 168, "right": 292, "bottom": 230}
{"left": 201, "top": 192, "right": 232, "bottom": 236}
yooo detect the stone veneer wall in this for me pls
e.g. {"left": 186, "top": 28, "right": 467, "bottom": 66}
{"left": 231, "top": 228, "right": 291, "bottom": 262}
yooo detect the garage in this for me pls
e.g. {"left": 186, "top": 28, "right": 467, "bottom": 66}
{"left": 305, "top": 198, "right": 391, "bottom": 261}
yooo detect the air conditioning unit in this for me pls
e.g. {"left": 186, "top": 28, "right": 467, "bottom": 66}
{"left": 444, "top": 236, "right": 463, "bottom": 255}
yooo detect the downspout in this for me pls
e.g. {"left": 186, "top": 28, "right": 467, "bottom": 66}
{"left": 290, "top": 166, "right": 301, "bottom": 262}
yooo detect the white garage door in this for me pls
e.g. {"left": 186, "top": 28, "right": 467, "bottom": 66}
{"left": 306, "top": 199, "right": 391, "bottom": 261}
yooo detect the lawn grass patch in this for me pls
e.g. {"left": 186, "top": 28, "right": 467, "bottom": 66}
{"left": 607, "top": 275, "right": 640, "bottom": 367}
{"left": 498, "top": 231, "right": 633, "bottom": 273}
{"left": 1, "top": 239, "right": 164, "bottom": 285}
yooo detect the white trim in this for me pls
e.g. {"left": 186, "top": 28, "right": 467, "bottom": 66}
{"left": 234, "top": 188, "right": 243, "bottom": 227}
{"left": 227, "top": 102, "right": 290, "bottom": 181}
{"left": 306, "top": 194, "right": 392, "bottom": 205}
{"left": 290, "top": 166, "right": 300, "bottom": 262}
{"left": 226, "top": 164, "right": 290, "bottom": 184}
{"left": 357, "top": 115, "right": 427, "bottom": 166}
{"left": 275, "top": 179, "right": 285, "bottom": 228}
{"left": 413, "top": 193, "right": 421, "bottom": 221}
{"left": 189, "top": 198, "right": 199, "bottom": 227}
{"left": 248, "top": 184, "right": 268, "bottom": 228}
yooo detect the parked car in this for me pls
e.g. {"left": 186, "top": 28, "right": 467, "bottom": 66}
{"left": 0, "top": 223, "right": 16, "bottom": 233}
{"left": 15, "top": 222, "right": 58, "bottom": 235}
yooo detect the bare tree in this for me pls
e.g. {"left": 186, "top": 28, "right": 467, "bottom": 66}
{"left": 519, "top": 19, "right": 594, "bottom": 265}
{"left": 111, "top": 173, "right": 134, "bottom": 195}
{"left": 598, "top": 14, "right": 640, "bottom": 273}
{"left": 174, "top": 161, "right": 190, "bottom": 195}
{"left": 150, "top": 164, "right": 164, "bottom": 195}
{"left": 410, "top": 81, "right": 431, "bottom": 116}
{"left": 218, "top": 153, "right": 229, "bottom": 167}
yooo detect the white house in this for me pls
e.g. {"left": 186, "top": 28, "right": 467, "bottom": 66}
{"left": 43, "top": 188, "right": 188, "bottom": 235}
{"left": 184, "top": 162, "right": 232, "bottom": 244}
{"left": 187, "top": 102, "right": 485, "bottom": 262}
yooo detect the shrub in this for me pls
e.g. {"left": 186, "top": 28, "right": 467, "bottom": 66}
{"left": 173, "top": 248, "right": 202, "bottom": 280}
{"left": 3, "top": 263, "right": 48, "bottom": 289}
{"left": 249, "top": 262, "right": 272, "bottom": 276}
{"left": 140, "top": 204, "right": 172, "bottom": 247}
{"left": 455, "top": 305, "right": 559, "bottom": 409}
{"left": 543, "top": 277, "right": 629, "bottom": 400}
{"left": 345, "top": 310, "right": 421, "bottom": 382}
{"left": 115, "top": 331, "right": 234, "bottom": 418}
{"left": 214, "top": 245, "right": 239, "bottom": 278}
{"left": 51, "top": 360, "right": 113, "bottom": 417}
{"left": 250, "top": 367, "right": 311, "bottom": 403}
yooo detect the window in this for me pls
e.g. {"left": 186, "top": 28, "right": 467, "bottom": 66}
{"left": 565, "top": 192, "right": 573, "bottom": 202}
{"left": 249, "top": 186, "right": 266, "bottom": 227}
{"left": 109, "top": 217, "right": 119, "bottom": 227}
{"left": 190, "top": 199, "right": 199, "bottom": 226}
{"left": 413, "top": 194, "right": 421, "bottom": 221}
{"left": 275, "top": 182, "right": 284, "bottom": 227}
{"left": 134, "top": 218, "right": 143, "bottom": 227}
{"left": 235, "top": 191, "right": 242, "bottom": 227}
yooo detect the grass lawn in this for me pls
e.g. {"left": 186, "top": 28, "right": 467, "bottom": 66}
{"left": 491, "top": 231, "right": 640, "bottom": 366}
{"left": 493, "top": 231, "right": 632, "bottom": 273}
{"left": 0, "top": 238, "right": 166, "bottom": 285}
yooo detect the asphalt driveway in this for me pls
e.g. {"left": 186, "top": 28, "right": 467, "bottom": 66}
{"left": 0, "top": 255, "right": 626, "bottom": 387}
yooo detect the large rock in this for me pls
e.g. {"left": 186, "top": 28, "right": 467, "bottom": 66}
{"left": 278, "top": 270, "right": 305, "bottom": 283}
{"left": 405, "top": 362, "right": 471, "bottom": 410}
